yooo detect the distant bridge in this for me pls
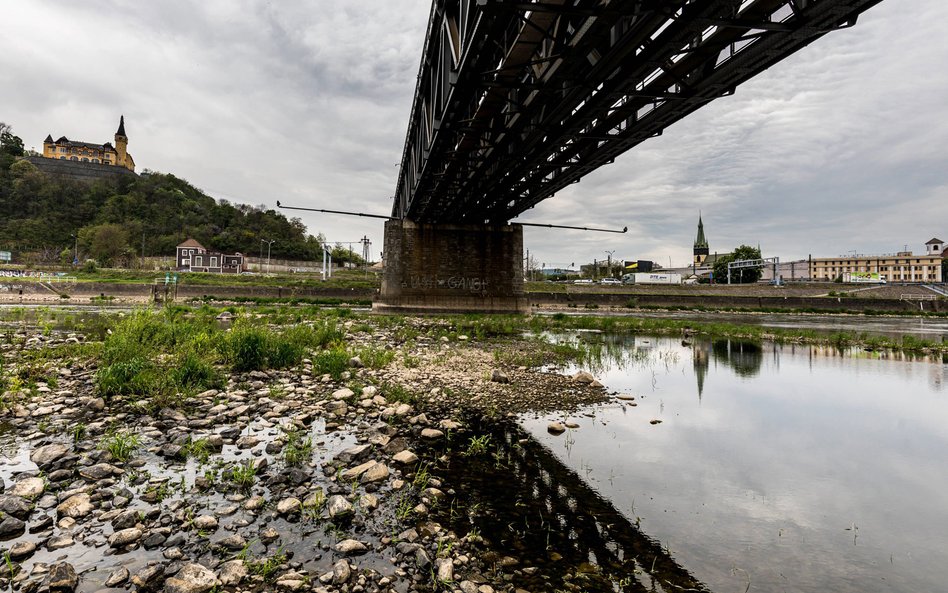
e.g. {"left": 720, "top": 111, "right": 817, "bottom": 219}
{"left": 378, "top": 0, "right": 885, "bottom": 313}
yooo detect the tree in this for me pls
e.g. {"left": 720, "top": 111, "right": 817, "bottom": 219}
{"left": 80, "top": 223, "right": 130, "bottom": 267}
{"left": 0, "top": 123, "right": 25, "bottom": 157}
{"left": 712, "top": 244, "right": 763, "bottom": 284}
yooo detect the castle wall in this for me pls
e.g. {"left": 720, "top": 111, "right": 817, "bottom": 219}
{"left": 23, "top": 156, "right": 138, "bottom": 183}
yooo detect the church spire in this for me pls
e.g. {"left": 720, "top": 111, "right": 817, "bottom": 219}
{"left": 694, "top": 214, "right": 708, "bottom": 249}
{"left": 116, "top": 115, "right": 126, "bottom": 138}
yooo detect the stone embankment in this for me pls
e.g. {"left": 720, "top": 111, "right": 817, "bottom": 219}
{"left": 0, "top": 324, "right": 607, "bottom": 593}
{"left": 0, "top": 280, "right": 375, "bottom": 305}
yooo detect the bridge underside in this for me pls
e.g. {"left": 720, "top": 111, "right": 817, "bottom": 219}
{"left": 375, "top": 219, "right": 528, "bottom": 315}
{"left": 393, "top": 0, "right": 884, "bottom": 224}
{"left": 383, "top": 0, "right": 886, "bottom": 314}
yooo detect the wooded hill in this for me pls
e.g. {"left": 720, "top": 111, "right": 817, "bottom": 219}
{"left": 0, "top": 124, "right": 348, "bottom": 267}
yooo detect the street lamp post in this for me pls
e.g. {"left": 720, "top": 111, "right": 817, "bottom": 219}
{"left": 261, "top": 239, "right": 276, "bottom": 275}
{"left": 604, "top": 250, "right": 615, "bottom": 279}
{"left": 70, "top": 233, "right": 79, "bottom": 266}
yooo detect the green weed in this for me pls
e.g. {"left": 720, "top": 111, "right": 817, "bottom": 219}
{"left": 281, "top": 426, "right": 314, "bottom": 467}
{"left": 464, "top": 434, "right": 491, "bottom": 456}
{"left": 99, "top": 430, "right": 141, "bottom": 462}
{"left": 226, "top": 460, "right": 257, "bottom": 490}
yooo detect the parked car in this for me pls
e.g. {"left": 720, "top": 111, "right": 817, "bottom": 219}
{"left": 600, "top": 277, "right": 622, "bottom": 285}
{"left": 573, "top": 279, "right": 594, "bottom": 284}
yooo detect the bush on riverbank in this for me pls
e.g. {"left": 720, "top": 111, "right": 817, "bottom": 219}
{"left": 95, "top": 307, "right": 345, "bottom": 402}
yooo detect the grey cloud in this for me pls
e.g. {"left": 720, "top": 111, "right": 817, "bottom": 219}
{"left": 2, "top": 0, "right": 946, "bottom": 268}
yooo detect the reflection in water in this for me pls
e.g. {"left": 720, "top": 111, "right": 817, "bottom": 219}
{"left": 524, "top": 334, "right": 948, "bottom": 593}
{"left": 439, "top": 424, "right": 712, "bottom": 593}
{"left": 710, "top": 339, "right": 763, "bottom": 378}
{"left": 694, "top": 338, "right": 764, "bottom": 397}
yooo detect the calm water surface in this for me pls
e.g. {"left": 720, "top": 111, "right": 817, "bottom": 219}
{"left": 523, "top": 334, "right": 948, "bottom": 593}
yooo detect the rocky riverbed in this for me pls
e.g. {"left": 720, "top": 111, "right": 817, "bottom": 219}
{"left": 0, "top": 317, "right": 611, "bottom": 593}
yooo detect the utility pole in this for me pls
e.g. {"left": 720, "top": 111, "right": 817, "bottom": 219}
{"left": 359, "top": 235, "right": 371, "bottom": 277}
{"left": 261, "top": 239, "right": 276, "bottom": 275}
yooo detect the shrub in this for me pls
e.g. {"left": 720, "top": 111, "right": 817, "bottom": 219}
{"left": 171, "top": 351, "right": 222, "bottom": 391}
{"left": 312, "top": 348, "right": 350, "bottom": 379}
{"left": 96, "top": 357, "right": 165, "bottom": 396}
{"left": 219, "top": 322, "right": 269, "bottom": 372}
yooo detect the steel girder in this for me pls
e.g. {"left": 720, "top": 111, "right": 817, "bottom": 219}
{"left": 393, "top": 0, "right": 884, "bottom": 223}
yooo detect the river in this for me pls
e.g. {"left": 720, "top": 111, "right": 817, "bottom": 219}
{"left": 542, "top": 309, "right": 948, "bottom": 340}
{"left": 520, "top": 333, "right": 948, "bottom": 592}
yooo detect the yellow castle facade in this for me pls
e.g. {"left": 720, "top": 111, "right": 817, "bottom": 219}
{"left": 41, "top": 116, "right": 135, "bottom": 172}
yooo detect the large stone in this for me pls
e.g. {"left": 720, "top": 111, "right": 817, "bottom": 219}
{"left": 47, "top": 535, "right": 75, "bottom": 550}
{"left": 571, "top": 370, "right": 596, "bottom": 384}
{"left": 421, "top": 428, "right": 444, "bottom": 440}
{"left": 359, "top": 493, "right": 379, "bottom": 512}
{"left": 10, "top": 477, "right": 45, "bottom": 499}
{"left": 340, "top": 460, "right": 377, "bottom": 481}
{"left": 236, "top": 435, "right": 260, "bottom": 449}
{"left": 47, "top": 562, "right": 78, "bottom": 592}
{"left": 57, "top": 493, "right": 93, "bottom": 519}
{"left": 0, "top": 495, "right": 33, "bottom": 519}
{"left": 111, "top": 509, "right": 140, "bottom": 530}
{"left": 277, "top": 497, "right": 301, "bottom": 515}
{"left": 336, "top": 444, "right": 371, "bottom": 464}
{"left": 360, "top": 462, "right": 390, "bottom": 484}
{"left": 327, "top": 495, "right": 353, "bottom": 519}
{"left": 334, "top": 539, "right": 367, "bottom": 555}
{"left": 332, "top": 560, "right": 351, "bottom": 584}
{"left": 217, "top": 560, "right": 247, "bottom": 586}
{"left": 104, "top": 567, "right": 130, "bottom": 587}
{"left": 0, "top": 516, "right": 26, "bottom": 538}
{"left": 325, "top": 401, "right": 348, "bottom": 415}
{"left": 8, "top": 541, "right": 35, "bottom": 560}
{"left": 392, "top": 450, "right": 418, "bottom": 465}
{"left": 131, "top": 564, "right": 166, "bottom": 589}
{"left": 164, "top": 563, "right": 219, "bottom": 593}
{"left": 30, "top": 443, "right": 69, "bottom": 468}
{"left": 436, "top": 558, "right": 454, "bottom": 583}
{"left": 192, "top": 515, "right": 218, "bottom": 531}
{"left": 547, "top": 422, "right": 566, "bottom": 435}
{"left": 108, "top": 527, "right": 143, "bottom": 548}
{"left": 302, "top": 488, "right": 325, "bottom": 509}
{"left": 79, "top": 463, "right": 119, "bottom": 481}
{"left": 332, "top": 388, "right": 355, "bottom": 400}
{"left": 217, "top": 534, "right": 246, "bottom": 550}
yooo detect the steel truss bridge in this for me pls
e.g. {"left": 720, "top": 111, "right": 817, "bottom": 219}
{"left": 393, "top": 0, "right": 883, "bottom": 223}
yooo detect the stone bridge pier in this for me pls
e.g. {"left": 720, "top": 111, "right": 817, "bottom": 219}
{"left": 374, "top": 219, "right": 529, "bottom": 314}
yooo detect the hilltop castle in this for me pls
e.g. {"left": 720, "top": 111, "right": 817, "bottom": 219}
{"left": 41, "top": 116, "right": 135, "bottom": 172}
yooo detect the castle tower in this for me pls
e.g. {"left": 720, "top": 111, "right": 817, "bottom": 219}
{"left": 693, "top": 214, "right": 709, "bottom": 267}
{"left": 114, "top": 115, "right": 129, "bottom": 169}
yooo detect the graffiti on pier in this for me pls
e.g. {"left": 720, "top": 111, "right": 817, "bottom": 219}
{"left": 402, "top": 275, "right": 489, "bottom": 293}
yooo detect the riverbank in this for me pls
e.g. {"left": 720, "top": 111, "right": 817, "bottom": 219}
{"left": 3, "top": 273, "right": 945, "bottom": 314}
{"left": 0, "top": 310, "right": 611, "bottom": 593}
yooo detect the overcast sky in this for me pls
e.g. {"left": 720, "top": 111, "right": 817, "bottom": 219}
{"left": 2, "top": 0, "right": 945, "bottom": 268}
